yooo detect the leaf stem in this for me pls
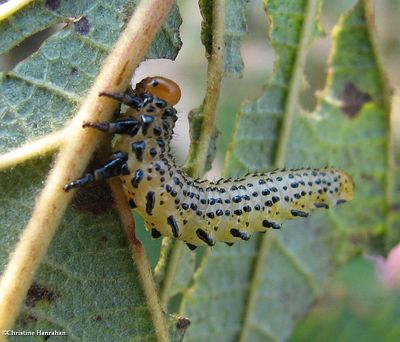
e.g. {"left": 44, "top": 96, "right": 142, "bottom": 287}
{"left": 239, "top": 1, "right": 320, "bottom": 341}
{"left": 159, "top": 240, "right": 184, "bottom": 308}
{"left": 0, "top": 0, "right": 175, "bottom": 331}
{"left": 159, "top": 0, "right": 225, "bottom": 309}
{"left": 0, "top": 0, "right": 34, "bottom": 21}
{"left": 190, "top": 0, "right": 225, "bottom": 177}
{"left": 0, "top": 129, "right": 65, "bottom": 170}
{"left": 109, "top": 178, "right": 170, "bottom": 342}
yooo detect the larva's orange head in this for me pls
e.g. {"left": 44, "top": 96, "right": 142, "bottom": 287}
{"left": 135, "top": 76, "right": 181, "bottom": 106}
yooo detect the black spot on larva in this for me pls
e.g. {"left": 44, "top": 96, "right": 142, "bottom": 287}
{"left": 150, "top": 148, "right": 158, "bottom": 157}
{"left": 74, "top": 16, "right": 90, "bottom": 35}
{"left": 131, "top": 169, "right": 144, "bottom": 188}
{"left": 314, "top": 202, "right": 329, "bottom": 209}
{"left": 265, "top": 200, "right": 273, "bottom": 207}
{"left": 243, "top": 205, "right": 251, "bottom": 212}
{"left": 262, "top": 189, "right": 270, "bottom": 196}
{"left": 341, "top": 82, "right": 372, "bottom": 118}
{"left": 155, "top": 99, "right": 167, "bottom": 109}
{"left": 167, "top": 215, "right": 180, "bottom": 237}
{"left": 140, "top": 114, "right": 154, "bottom": 135}
{"left": 232, "top": 195, "right": 241, "bottom": 203}
{"left": 25, "top": 283, "right": 58, "bottom": 307}
{"left": 336, "top": 199, "right": 347, "bottom": 205}
{"left": 132, "top": 140, "right": 145, "bottom": 161}
{"left": 225, "top": 242, "right": 234, "bottom": 246}
{"left": 181, "top": 203, "right": 189, "bottom": 210}
{"left": 207, "top": 212, "right": 215, "bottom": 219}
{"left": 190, "top": 203, "right": 197, "bottom": 210}
{"left": 45, "top": 0, "right": 61, "bottom": 11}
{"left": 291, "top": 182, "right": 299, "bottom": 188}
{"left": 163, "top": 107, "right": 175, "bottom": 117}
{"left": 153, "top": 126, "right": 162, "bottom": 136}
{"left": 234, "top": 209, "right": 242, "bottom": 216}
{"left": 230, "top": 228, "right": 250, "bottom": 241}
{"left": 151, "top": 228, "right": 162, "bottom": 239}
{"left": 129, "top": 198, "right": 137, "bottom": 208}
{"left": 262, "top": 220, "right": 281, "bottom": 229}
{"left": 271, "top": 196, "right": 280, "bottom": 203}
{"left": 196, "top": 229, "right": 214, "bottom": 246}
{"left": 186, "top": 243, "right": 197, "bottom": 250}
{"left": 291, "top": 209, "right": 309, "bottom": 217}
{"left": 162, "top": 121, "right": 170, "bottom": 131}
{"left": 145, "top": 191, "right": 155, "bottom": 215}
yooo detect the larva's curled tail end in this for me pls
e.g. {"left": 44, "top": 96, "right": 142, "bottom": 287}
{"left": 337, "top": 170, "right": 355, "bottom": 204}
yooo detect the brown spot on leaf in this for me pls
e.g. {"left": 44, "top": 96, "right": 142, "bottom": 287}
{"left": 74, "top": 16, "right": 90, "bottom": 35}
{"left": 45, "top": 0, "right": 61, "bottom": 11}
{"left": 341, "top": 82, "right": 372, "bottom": 117}
{"left": 391, "top": 203, "right": 400, "bottom": 212}
{"left": 18, "top": 314, "right": 38, "bottom": 326}
{"left": 122, "top": 4, "right": 135, "bottom": 24}
{"left": 95, "top": 315, "right": 102, "bottom": 321}
{"left": 25, "top": 283, "right": 58, "bottom": 307}
{"left": 71, "top": 182, "right": 114, "bottom": 214}
{"left": 70, "top": 155, "right": 115, "bottom": 214}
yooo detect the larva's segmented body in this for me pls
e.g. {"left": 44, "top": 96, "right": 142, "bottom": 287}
{"left": 65, "top": 77, "right": 354, "bottom": 249}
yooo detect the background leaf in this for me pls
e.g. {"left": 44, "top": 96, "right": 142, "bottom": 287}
{"left": 0, "top": 0, "right": 181, "bottom": 338}
{"left": 199, "top": 0, "right": 249, "bottom": 76}
{"left": 180, "top": 0, "right": 391, "bottom": 341}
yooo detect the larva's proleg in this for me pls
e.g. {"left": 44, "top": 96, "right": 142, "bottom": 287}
{"left": 64, "top": 77, "right": 354, "bottom": 249}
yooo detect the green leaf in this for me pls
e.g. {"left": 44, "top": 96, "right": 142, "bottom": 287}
{"left": 199, "top": 0, "right": 249, "bottom": 76}
{"left": 180, "top": 1, "right": 391, "bottom": 341}
{"left": 0, "top": 0, "right": 181, "bottom": 339}
{"left": 0, "top": 0, "right": 181, "bottom": 153}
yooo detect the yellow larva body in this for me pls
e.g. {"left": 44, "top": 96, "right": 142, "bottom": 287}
{"left": 114, "top": 77, "right": 354, "bottom": 248}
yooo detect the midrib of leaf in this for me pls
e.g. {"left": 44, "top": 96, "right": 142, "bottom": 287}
{"left": 239, "top": 0, "right": 320, "bottom": 340}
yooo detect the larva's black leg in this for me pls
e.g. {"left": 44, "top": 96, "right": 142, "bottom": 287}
{"left": 99, "top": 91, "right": 143, "bottom": 110}
{"left": 64, "top": 151, "right": 129, "bottom": 191}
{"left": 83, "top": 118, "right": 140, "bottom": 136}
